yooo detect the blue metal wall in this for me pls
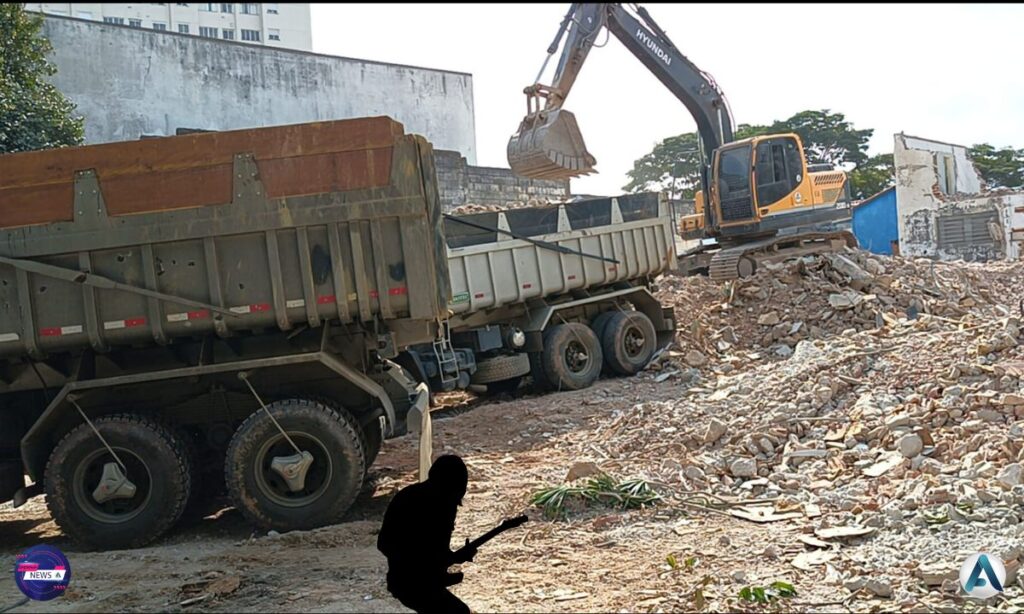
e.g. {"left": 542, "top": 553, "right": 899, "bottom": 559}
{"left": 852, "top": 188, "right": 898, "bottom": 255}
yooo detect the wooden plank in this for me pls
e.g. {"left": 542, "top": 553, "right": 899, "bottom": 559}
{"left": 259, "top": 148, "right": 393, "bottom": 199}
{"left": 0, "top": 183, "right": 73, "bottom": 228}
{"left": 101, "top": 164, "right": 232, "bottom": 216}
{"left": 0, "top": 117, "right": 404, "bottom": 228}
{"left": 0, "top": 116, "right": 403, "bottom": 186}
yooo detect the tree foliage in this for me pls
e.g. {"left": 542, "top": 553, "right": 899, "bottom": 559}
{"left": 847, "top": 153, "right": 894, "bottom": 200}
{"left": 0, "top": 4, "right": 84, "bottom": 154}
{"left": 622, "top": 124, "right": 768, "bottom": 199}
{"left": 768, "top": 109, "right": 871, "bottom": 168}
{"left": 623, "top": 109, "right": 878, "bottom": 198}
{"left": 968, "top": 143, "right": 1024, "bottom": 189}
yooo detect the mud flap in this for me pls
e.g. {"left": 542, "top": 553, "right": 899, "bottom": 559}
{"left": 406, "top": 382, "right": 432, "bottom": 482}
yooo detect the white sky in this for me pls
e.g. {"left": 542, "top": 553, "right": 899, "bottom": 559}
{"left": 311, "top": 3, "right": 1024, "bottom": 196}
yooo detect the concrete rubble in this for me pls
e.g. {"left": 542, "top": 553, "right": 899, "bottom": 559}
{"left": 565, "top": 247, "right": 1024, "bottom": 608}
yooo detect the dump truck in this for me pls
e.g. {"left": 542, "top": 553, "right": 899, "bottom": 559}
{"left": 0, "top": 116, "right": 677, "bottom": 550}
{"left": 0, "top": 117, "right": 442, "bottom": 549}
{"left": 408, "top": 193, "right": 679, "bottom": 395}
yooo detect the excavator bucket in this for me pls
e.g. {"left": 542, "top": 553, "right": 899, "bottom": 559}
{"left": 507, "top": 109, "right": 597, "bottom": 180}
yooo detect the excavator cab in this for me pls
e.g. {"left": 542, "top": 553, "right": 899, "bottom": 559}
{"left": 706, "top": 133, "right": 850, "bottom": 236}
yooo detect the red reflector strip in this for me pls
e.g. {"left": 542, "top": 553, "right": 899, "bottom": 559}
{"left": 103, "top": 317, "right": 147, "bottom": 330}
{"left": 522, "top": 283, "right": 533, "bottom": 289}
{"left": 568, "top": 275, "right": 577, "bottom": 280}
{"left": 229, "top": 303, "right": 272, "bottom": 315}
{"left": 369, "top": 290, "right": 379, "bottom": 299}
{"left": 317, "top": 295, "right": 337, "bottom": 304}
{"left": 40, "top": 325, "right": 83, "bottom": 337}
{"left": 474, "top": 293, "right": 485, "bottom": 299}
{"left": 167, "top": 310, "right": 210, "bottom": 322}
{"left": 388, "top": 287, "right": 408, "bottom": 296}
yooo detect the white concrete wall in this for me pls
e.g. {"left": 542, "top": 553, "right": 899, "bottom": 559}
{"left": 894, "top": 133, "right": 1022, "bottom": 261}
{"left": 40, "top": 15, "right": 477, "bottom": 162}
{"left": 27, "top": 3, "right": 312, "bottom": 50}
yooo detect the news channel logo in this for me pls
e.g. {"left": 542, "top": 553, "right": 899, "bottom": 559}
{"left": 13, "top": 545, "right": 72, "bottom": 602}
{"left": 960, "top": 552, "right": 1005, "bottom": 600}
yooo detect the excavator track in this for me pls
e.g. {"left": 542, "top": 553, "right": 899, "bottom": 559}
{"left": 708, "top": 230, "right": 857, "bottom": 282}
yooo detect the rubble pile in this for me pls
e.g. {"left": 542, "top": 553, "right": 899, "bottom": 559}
{"left": 575, "top": 249, "right": 1024, "bottom": 604}
{"left": 448, "top": 198, "right": 560, "bottom": 216}
{"left": 656, "top": 248, "right": 1024, "bottom": 370}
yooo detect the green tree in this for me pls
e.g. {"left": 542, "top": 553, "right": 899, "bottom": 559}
{"left": 623, "top": 109, "right": 880, "bottom": 198}
{"left": 0, "top": 4, "right": 84, "bottom": 153}
{"left": 968, "top": 143, "right": 1024, "bottom": 189}
{"left": 621, "top": 124, "right": 768, "bottom": 197}
{"left": 847, "top": 153, "right": 894, "bottom": 200}
{"left": 768, "top": 109, "right": 871, "bottom": 168}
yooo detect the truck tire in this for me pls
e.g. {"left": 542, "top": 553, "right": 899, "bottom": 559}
{"left": 224, "top": 398, "right": 365, "bottom": 532}
{"left": 44, "top": 414, "right": 192, "bottom": 550}
{"left": 601, "top": 310, "right": 657, "bottom": 375}
{"left": 470, "top": 353, "right": 531, "bottom": 385}
{"left": 590, "top": 310, "right": 618, "bottom": 342}
{"left": 360, "top": 416, "right": 383, "bottom": 470}
{"left": 541, "top": 322, "right": 604, "bottom": 391}
{"left": 529, "top": 351, "right": 552, "bottom": 392}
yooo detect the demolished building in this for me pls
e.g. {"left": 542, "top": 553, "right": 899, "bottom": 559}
{"left": 894, "top": 134, "right": 1024, "bottom": 261}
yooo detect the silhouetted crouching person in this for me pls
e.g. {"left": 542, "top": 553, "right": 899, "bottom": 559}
{"left": 378, "top": 455, "right": 476, "bottom": 614}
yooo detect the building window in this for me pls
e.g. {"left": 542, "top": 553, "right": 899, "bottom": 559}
{"left": 222, "top": 28, "right": 235, "bottom": 40}
{"left": 220, "top": 3, "right": 234, "bottom": 12}
{"left": 241, "top": 3, "right": 258, "bottom": 14}
{"left": 153, "top": 22, "right": 168, "bottom": 30}
{"left": 266, "top": 3, "right": 279, "bottom": 14}
{"left": 76, "top": 11, "right": 93, "bottom": 19}
{"left": 199, "top": 26, "right": 218, "bottom": 38}
{"left": 45, "top": 7, "right": 69, "bottom": 15}
{"left": 268, "top": 28, "right": 280, "bottom": 41}
{"left": 129, "top": 18, "right": 143, "bottom": 28}
{"left": 935, "top": 153, "right": 958, "bottom": 195}
{"left": 936, "top": 210, "right": 1000, "bottom": 250}
{"left": 199, "top": 3, "right": 216, "bottom": 11}
{"left": 178, "top": 23, "right": 190, "bottom": 33}
{"left": 241, "top": 29, "right": 261, "bottom": 42}
{"left": 103, "top": 16, "right": 125, "bottom": 25}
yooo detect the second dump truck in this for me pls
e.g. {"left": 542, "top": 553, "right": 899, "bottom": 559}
{"left": 0, "top": 116, "right": 676, "bottom": 550}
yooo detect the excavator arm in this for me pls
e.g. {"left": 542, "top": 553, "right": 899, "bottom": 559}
{"left": 508, "top": 3, "right": 735, "bottom": 182}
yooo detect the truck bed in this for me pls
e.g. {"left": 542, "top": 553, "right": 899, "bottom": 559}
{"left": 0, "top": 117, "right": 449, "bottom": 362}
{"left": 444, "top": 193, "right": 675, "bottom": 315}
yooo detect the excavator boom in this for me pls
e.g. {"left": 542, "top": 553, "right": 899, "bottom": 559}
{"left": 508, "top": 3, "right": 733, "bottom": 183}
{"left": 509, "top": 3, "right": 856, "bottom": 281}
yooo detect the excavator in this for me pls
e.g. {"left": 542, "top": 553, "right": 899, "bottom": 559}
{"left": 507, "top": 3, "right": 857, "bottom": 281}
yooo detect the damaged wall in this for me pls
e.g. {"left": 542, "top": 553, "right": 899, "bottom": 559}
{"left": 894, "top": 134, "right": 1023, "bottom": 261}
{"left": 41, "top": 16, "right": 478, "bottom": 162}
{"left": 434, "top": 150, "right": 570, "bottom": 212}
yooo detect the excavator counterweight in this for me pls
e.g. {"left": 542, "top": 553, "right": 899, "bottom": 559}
{"left": 507, "top": 109, "right": 596, "bottom": 180}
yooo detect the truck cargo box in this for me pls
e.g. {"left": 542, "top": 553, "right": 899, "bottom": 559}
{"left": 443, "top": 193, "right": 675, "bottom": 315}
{"left": 0, "top": 117, "right": 449, "bottom": 360}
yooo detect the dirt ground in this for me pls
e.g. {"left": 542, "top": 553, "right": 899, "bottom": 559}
{"left": 2, "top": 373, "right": 1019, "bottom": 613}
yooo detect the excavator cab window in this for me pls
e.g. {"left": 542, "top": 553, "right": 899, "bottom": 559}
{"left": 715, "top": 144, "right": 754, "bottom": 222}
{"left": 754, "top": 137, "right": 803, "bottom": 208}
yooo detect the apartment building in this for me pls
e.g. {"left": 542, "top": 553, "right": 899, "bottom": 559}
{"left": 24, "top": 3, "right": 312, "bottom": 50}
